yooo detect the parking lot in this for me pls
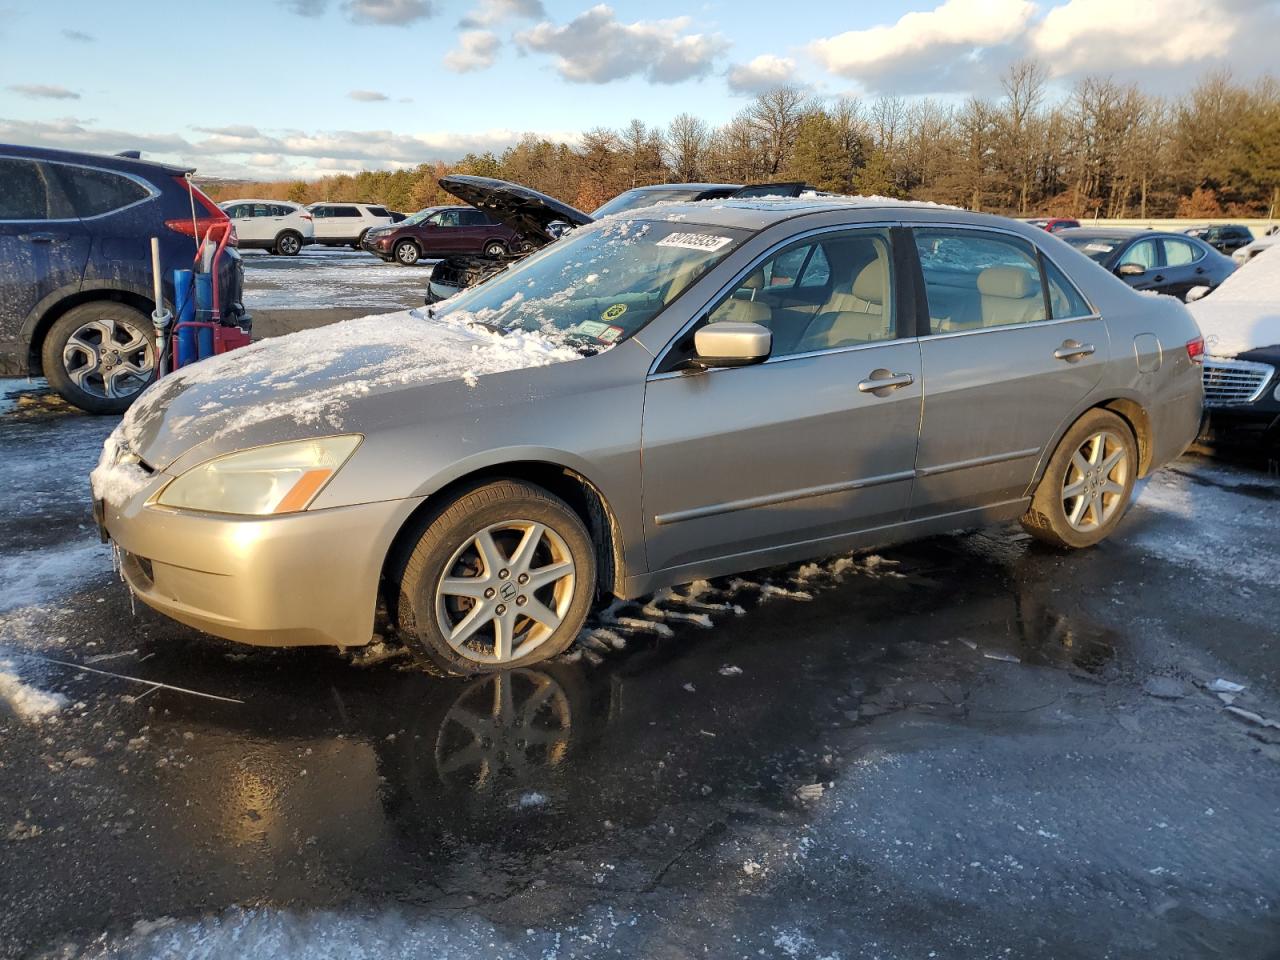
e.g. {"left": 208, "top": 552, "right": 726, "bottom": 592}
{"left": 0, "top": 251, "right": 1278, "bottom": 958}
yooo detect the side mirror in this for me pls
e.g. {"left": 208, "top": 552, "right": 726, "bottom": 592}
{"left": 693, "top": 321, "right": 772, "bottom": 368}
{"left": 1116, "top": 262, "right": 1146, "bottom": 278}
{"left": 1185, "top": 285, "right": 1211, "bottom": 302}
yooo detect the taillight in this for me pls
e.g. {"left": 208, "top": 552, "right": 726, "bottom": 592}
{"left": 1186, "top": 336, "right": 1205, "bottom": 364}
{"left": 165, "top": 177, "right": 235, "bottom": 246}
{"left": 299, "top": 213, "right": 313, "bottom": 221}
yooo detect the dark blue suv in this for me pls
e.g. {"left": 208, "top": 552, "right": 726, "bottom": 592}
{"left": 0, "top": 144, "right": 246, "bottom": 413}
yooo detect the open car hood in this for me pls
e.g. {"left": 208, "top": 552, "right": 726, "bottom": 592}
{"left": 440, "top": 175, "right": 593, "bottom": 247}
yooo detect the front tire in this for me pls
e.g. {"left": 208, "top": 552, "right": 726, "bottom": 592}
{"left": 390, "top": 480, "right": 596, "bottom": 675}
{"left": 41, "top": 302, "right": 156, "bottom": 414}
{"left": 484, "top": 241, "right": 507, "bottom": 258}
{"left": 1021, "top": 409, "right": 1138, "bottom": 549}
{"left": 394, "top": 240, "right": 421, "bottom": 265}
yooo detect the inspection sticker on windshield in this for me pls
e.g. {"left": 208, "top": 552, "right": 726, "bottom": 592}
{"left": 572, "top": 320, "right": 610, "bottom": 338}
{"left": 601, "top": 303, "right": 628, "bottom": 321}
{"left": 598, "top": 325, "right": 624, "bottom": 343}
{"left": 1084, "top": 242, "right": 1114, "bottom": 253}
{"left": 656, "top": 232, "right": 734, "bottom": 252}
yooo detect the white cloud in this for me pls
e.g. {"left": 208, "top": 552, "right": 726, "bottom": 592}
{"left": 348, "top": 89, "right": 390, "bottom": 101}
{"left": 342, "top": 0, "right": 434, "bottom": 25}
{"left": 1031, "top": 0, "right": 1239, "bottom": 72}
{"left": 809, "top": 0, "right": 1034, "bottom": 91}
{"left": 444, "top": 30, "right": 501, "bottom": 72}
{"left": 8, "top": 84, "right": 80, "bottom": 100}
{"left": 61, "top": 29, "right": 94, "bottom": 42}
{"left": 726, "top": 55, "right": 796, "bottom": 95}
{"left": 459, "top": 0, "right": 544, "bottom": 28}
{"left": 517, "top": 4, "right": 728, "bottom": 84}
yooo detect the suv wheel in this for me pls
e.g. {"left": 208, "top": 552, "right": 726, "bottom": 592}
{"left": 394, "top": 240, "right": 421, "bottom": 265}
{"left": 484, "top": 241, "right": 507, "bottom": 258}
{"left": 390, "top": 480, "right": 596, "bottom": 675}
{"left": 1021, "top": 409, "right": 1138, "bottom": 549}
{"left": 275, "top": 231, "right": 302, "bottom": 256}
{"left": 42, "top": 302, "right": 156, "bottom": 414}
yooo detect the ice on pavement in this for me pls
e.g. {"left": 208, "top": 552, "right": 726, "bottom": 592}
{"left": 0, "top": 650, "right": 65, "bottom": 721}
{"left": 0, "top": 540, "right": 112, "bottom": 615}
{"left": 1189, "top": 246, "right": 1280, "bottom": 356}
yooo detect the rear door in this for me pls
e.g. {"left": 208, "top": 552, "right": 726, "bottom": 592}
{"left": 0, "top": 156, "right": 89, "bottom": 364}
{"left": 907, "top": 226, "right": 1108, "bottom": 519}
{"left": 641, "top": 225, "right": 923, "bottom": 573}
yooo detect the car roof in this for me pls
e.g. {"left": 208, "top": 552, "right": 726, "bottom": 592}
{"left": 601, "top": 195, "right": 995, "bottom": 231}
{"left": 1, "top": 141, "right": 193, "bottom": 177}
{"left": 627, "top": 183, "right": 741, "bottom": 193}
{"left": 222, "top": 198, "right": 299, "bottom": 205}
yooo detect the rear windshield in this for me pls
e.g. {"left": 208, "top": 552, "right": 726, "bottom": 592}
{"left": 1061, "top": 235, "right": 1126, "bottom": 263}
{"left": 591, "top": 187, "right": 707, "bottom": 218}
{"left": 436, "top": 218, "right": 751, "bottom": 347}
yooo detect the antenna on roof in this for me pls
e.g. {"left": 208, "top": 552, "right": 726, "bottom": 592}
{"left": 115, "top": 150, "right": 142, "bottom": 159}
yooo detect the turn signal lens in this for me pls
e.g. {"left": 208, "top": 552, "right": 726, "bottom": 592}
{"left": 155, "top": 436, "right": 362, "bottom": 516}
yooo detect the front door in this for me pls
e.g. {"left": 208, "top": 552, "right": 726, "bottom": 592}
{"left": 641, "top": 227, "right": 922, "bottom": 574}
{"left": 906, "top": 226, "right": 1108, "bottom": 519}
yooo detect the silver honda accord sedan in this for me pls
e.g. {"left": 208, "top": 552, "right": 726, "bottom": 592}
{"left": 93, "top": 198, "right": 1204, "bottom": 675}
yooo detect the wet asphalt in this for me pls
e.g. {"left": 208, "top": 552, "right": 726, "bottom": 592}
{"left": 1, "top": 266, "right": 1278, "bottom": 958}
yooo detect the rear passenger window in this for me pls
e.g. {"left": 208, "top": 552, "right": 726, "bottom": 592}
{"left": 56, "top": 165, "right": 148, "bottom": 217}
{"left": 914, "top": 229, "right": 1046, "bottom": 333}
{"left": 461, "top": 210, "right": 489, "bottom": 226}
{"left": 332, "top": 206, "right": 360, "bottom": 217}
{"left": 1042, "top": 258, "right": 1092, "bottom": 319}
{"left": 705, "top": 228, "right": 896, "bottom": 357}
{"left": 368, "top": 206, "right": 390, "bottom": 217}
{"left": 0, "top": 158, "right": 53, "bottom": 219}
{"left": 1162, "top": 238, "right": 1202, "bottom": 266}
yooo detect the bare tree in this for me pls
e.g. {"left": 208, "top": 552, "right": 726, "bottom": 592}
{"left": 745, "top": 85, "right": 813, "bottom": 176}
{"left": 664, "top": 113, "right": 709, "bottom": 182}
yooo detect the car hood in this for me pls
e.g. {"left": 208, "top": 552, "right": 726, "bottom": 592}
{"left": 439, "top": 175, "right": 593, "bottom": 247}
{"left": 113, "top": 310, "right": 581, "bottom": 472}
{"left": 1188, "top": 248, "right": 1280, "bottom": 357}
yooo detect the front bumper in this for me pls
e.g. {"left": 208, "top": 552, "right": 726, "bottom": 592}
{"left": 101, "top": 485, "right": 424, "bottom": 648}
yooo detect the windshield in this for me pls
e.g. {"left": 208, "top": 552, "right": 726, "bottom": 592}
{"left": 435, "top": 218, "right": 751, "bottom": 346}
{"left": 591, "top": 187, "right": 708, "bottom": 218}
{"left": 400, "top": 208, "right": 439, "bottom": 226}
{"left": 1062, "top": 235, "right": 1126, "bottom": 263}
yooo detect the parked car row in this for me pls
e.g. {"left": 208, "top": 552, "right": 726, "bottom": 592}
{"left": 219, "top": 200, "right": 394, "bottom": 255}
{"left": 1057, "top": 228, "right": 1237, "bottom": 300}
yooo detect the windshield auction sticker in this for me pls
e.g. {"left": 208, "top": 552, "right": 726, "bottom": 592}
{"left": 601, "top": 303, "right": 627, "bottom": 321}
{"left": 656, "top": 232, "right": 734, "bottom": 252}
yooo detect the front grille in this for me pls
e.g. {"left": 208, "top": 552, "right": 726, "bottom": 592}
{"left": 1202, "top": 357, "right": 1275, "bottom": 407}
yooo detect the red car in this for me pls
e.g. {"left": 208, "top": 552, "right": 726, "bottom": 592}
{"left": 360, "top": 205, "right": 521, "bottom": 266}
{"left": 1025, "top": 217, "right": 1081, "bottom": 233}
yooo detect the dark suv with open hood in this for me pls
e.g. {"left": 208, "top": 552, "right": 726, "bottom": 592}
{"left": 361, "top": 205, "right": 521, "bottom": 266}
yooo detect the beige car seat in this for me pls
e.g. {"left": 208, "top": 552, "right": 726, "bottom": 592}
{"left": 976, "top": 266, "right": 1043, "bottom": 326}
{"left": 794, "top": 256, "right": 891, "bottom": 351}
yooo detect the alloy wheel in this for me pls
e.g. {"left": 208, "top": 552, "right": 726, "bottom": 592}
{"left": 279, "top": 234, "right": 300, "bottom": 255}
{"left": 61, "top": 317, "right": 155, "bottom": 400}
{"left": 1061, "top": 430, "right": 1128, "bottom": 533}
{"left": 434, "top": 520, "right": 576, "bottom": 665}
{"left": 485, "top": 243, "right": 505, "bottom": 257}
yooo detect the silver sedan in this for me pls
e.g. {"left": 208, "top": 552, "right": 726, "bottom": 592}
{"left": 94, "top": 199, "right": 1205, "bottom": 674}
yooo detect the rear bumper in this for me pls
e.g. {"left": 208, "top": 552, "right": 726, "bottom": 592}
{"left": 103, "top": 489, "right": 425, "bottom": 647}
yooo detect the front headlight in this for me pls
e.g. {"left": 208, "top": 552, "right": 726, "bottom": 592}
{"left": 155, "top": 435, "right": 362, "bottom": 516}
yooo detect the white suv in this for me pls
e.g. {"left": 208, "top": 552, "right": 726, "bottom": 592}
{"left": 307, "top": 202, "right": 394, "bottom": 248}
{"left": 221, "top": 200, "right": 314, "bottom": 256}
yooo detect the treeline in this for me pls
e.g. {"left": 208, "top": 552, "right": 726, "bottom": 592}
{"left": 205, "top": 62, "right": 1280, "bottom": 220}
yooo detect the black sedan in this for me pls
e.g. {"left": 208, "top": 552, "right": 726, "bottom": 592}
{"left": 1058, "top": 228, "right": 1236, "bottom": 301}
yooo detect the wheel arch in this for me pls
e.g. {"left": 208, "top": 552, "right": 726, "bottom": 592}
{"left": 1027, "top": 393, "right": 1155, "bottom": 494}
{"left": 381, "top": 459, "right": 626, "bottom": 606}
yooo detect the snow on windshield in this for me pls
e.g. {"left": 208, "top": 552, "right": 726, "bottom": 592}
{"left": 1189, "top": 247, "right": 1280, "bottom": 356}
{"left": 434, "top": 218, "right": 750, "bottom": 345}
{"left": 116, "top": 307, "right": 582, "bottom": 454}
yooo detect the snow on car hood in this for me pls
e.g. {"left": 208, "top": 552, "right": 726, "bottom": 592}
{"left": 1187, "top": 247, "right": 1280, "bottom": 357}
{"left": 114, "top": 308, "right": 581, "bottom": 470}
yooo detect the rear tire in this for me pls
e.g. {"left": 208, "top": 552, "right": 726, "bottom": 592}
{"left": 394, "top": 240, "right": 421, "bottom": 265}
{"left": 275, "top": 231, "right": 302, "bottom": 256}
{"left": 484, "top": 241, "right": 507, "bottom": 258}
{"left": 1021, "top": 409, "right": 1138, "bottom": 549}
{"left": 389, "top": 480, "right": 596, "bottom": 676}
{"left": 41, "top": 302, "right": 156, "bottom": 414}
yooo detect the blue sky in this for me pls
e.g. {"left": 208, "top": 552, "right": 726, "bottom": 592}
{"left": 1, "top": 0, "right": 1276, "bottom": 180}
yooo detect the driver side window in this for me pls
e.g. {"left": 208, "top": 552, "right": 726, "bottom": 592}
{"left": 1120, "top": 239, "right": 1159, "bottom": 269}
{"left": 705, "top": 229, "right": 896, "bottom": 358}
{"left": 435, "top": 210, "right": 462, "bottom": 227}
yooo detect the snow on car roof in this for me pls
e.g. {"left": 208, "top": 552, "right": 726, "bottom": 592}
{"left": 599, "top": 194, "right": 962, "bottom": 230}
{"left": 1188, "top": 247, "right": 1280, "bottom": 356}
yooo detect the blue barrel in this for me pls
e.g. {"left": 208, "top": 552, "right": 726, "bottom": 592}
{"left": 176, "top": 325, "right": 198, "bottom": 368}
{"left": 172, "top": 269, "right": 195, "bottom": 324}
{"left": 194, "top": 271, "right": 214, "bottom": 323}
{"left": 197, "top": 324, "right": 215, "bottom": 361}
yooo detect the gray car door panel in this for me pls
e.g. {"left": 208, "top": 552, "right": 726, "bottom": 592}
{"left": 910, "top": 317, "right": 1109, "bottom": 517}
{"left": 641, "top": 339, "right": 923, "bottom": 572}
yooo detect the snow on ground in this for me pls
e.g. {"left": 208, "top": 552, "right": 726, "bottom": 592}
{"left": 0, "top": 650, "right": 65, "bottom": 721}
{"left": 240, "top": 247, "right": 435, "bottom": 311}
{"left": 1189, "top": 246, "right": 1280, "bottom": 356}
{"left": 0, "top": 540, "right": 112, "bottom": 616}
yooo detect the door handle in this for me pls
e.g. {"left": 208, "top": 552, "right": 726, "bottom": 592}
{"left": 858, "top": 370, "right": 914, "bottom": 395}
{"left": 1053, "top": 341, "right": 1096, "bottom": 362}
{"left": 25, "top": 232, "right": 61, "bottom": 243}
{"left": 1195, "top": 266, "right": 1205, "bottom": 274}
{"left": 1152, "top": 274, "right": 1165, "bottom": 283}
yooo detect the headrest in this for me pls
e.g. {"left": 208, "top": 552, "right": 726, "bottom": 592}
{"left": 851, "top": 259, "right": 887, "bottom": 303}
{"left": 715, "top": 299, "right": 771, "bottom": 326}
{"left": 977, "top": 266, "right": 1034, "bottom": 299}
{"left": 741, "top": 271, "right": 765, "bottom": 291}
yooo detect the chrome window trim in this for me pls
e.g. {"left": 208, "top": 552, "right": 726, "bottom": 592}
{"left": 648, "top": 220, "right": 901, "bottom": 377}
{"left": 901, "top": 219, "right": 1100, "bottom": 327}
{"left": 917, "top": 312, "right": 1103, "bottom": 343}
{"left": 646, "top": 335, "right": 919, "bottom": 382}
{"left": 0, "top": 154, "right": 160, "bottom": 224}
